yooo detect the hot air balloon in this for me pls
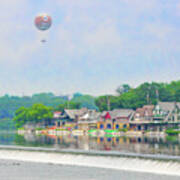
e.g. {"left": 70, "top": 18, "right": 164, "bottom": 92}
{"left": 34, "top": 13, "right": 52, "bottom": 31}
{"left": 34, "top": 13, "right": 52, "bottom": 43}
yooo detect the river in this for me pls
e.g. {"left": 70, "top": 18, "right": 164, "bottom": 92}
{"left": 0, "top": 133, "right": 180, "bottom": 156}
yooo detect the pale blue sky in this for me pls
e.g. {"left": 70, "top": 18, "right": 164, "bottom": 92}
{"left": 0, "top": 0, "right": 180, "bottom": 96}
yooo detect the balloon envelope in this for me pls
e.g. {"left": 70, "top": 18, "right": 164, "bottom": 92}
{"left": 35, "top": 13, "right": 52, "bottom": 31}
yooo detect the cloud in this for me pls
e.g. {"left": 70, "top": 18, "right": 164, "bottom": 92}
{"left": 84, "top": 19, "right": 122, "bottom": 57}
{"left": 0, "top": 0, "right": 179, "bottom": 96}
{"left": 0, "top": 1, "right": 40, "bottom": 65}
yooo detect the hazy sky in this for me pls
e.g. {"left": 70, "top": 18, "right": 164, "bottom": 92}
{"left": 0, "top": 0, "right": 180, "bottom": 96}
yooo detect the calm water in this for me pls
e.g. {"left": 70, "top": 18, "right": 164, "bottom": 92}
{"left": 0, "top": 133, "right": 180, "bottom": 156}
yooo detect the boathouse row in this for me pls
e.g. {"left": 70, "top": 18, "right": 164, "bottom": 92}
{"left": 52, "top": 102, "right": 180, "bottom": 131}
{"left": 131, "top": 102, "right": 180, "bottom": 131}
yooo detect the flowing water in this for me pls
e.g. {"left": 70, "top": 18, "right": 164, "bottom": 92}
{"left": 0, "top": 149, "right": 180, "bottom": 176}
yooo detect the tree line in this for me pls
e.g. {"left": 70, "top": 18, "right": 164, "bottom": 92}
{"left": 96, "top": 81, "right": 180, "bottom": 111}
{"left": 1, "top": 80, "right": 180, "bottom": 129}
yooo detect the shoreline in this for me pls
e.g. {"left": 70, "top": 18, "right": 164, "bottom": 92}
{"left": 18, "top": 129, "right": 170, "bottom": 137}
{"left": 0, "top": 146, "right": 180, "bottom": 177}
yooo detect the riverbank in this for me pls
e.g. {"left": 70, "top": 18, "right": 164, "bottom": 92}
{"left": 0, "top": 147, "right": 180, "bottom": 176}
{"left": 0, "top": 159, "right": 179, "bottom": 180}
{"left": 18, "top": 128, "right": 174, "bottom": 138}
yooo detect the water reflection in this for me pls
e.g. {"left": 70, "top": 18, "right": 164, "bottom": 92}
{"left": 0, "top": 133, "right": 180, "bottom": 156}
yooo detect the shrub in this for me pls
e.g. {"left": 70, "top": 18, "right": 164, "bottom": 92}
{"left": 18, "top": 127, "right": 25, "bottom": 130}
{"left": 119, "top": 128, "right": 128, "bottom": 132}
{"left": 56, "top": 129, "right": 68, "bottom": 131}
{"left": 35, "top": 127, "right": 44, "bottom": 131}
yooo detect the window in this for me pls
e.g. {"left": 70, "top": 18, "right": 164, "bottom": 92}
{"left": 144, "top": 125, "right": 148, "bottom": 131}
{"left": 107, "top": 124, "right": 112, "bottom": 129}
{"left": 116, "top": 124, "right": 119, "bottom": 129}
{"left": 123, "top": 124, "right": 127, "bottom": 129}
{"left": 100, "top": 124, "right": 104, "bottom": 129}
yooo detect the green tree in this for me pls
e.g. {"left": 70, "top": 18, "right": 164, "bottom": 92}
{"left": 116, "top": 84, "right": 131, "bottom": 95}
{"left": 13, "top": 107, "right": 28, "bottom": 128}
{"left": 95, "top": 96, "right": 109, "bottom": 111}
{"left": 175, "top": 88, "right": 180, "bottom": 101}
{"left": 13, "top": 104, "right": 53, "bottom": 128}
